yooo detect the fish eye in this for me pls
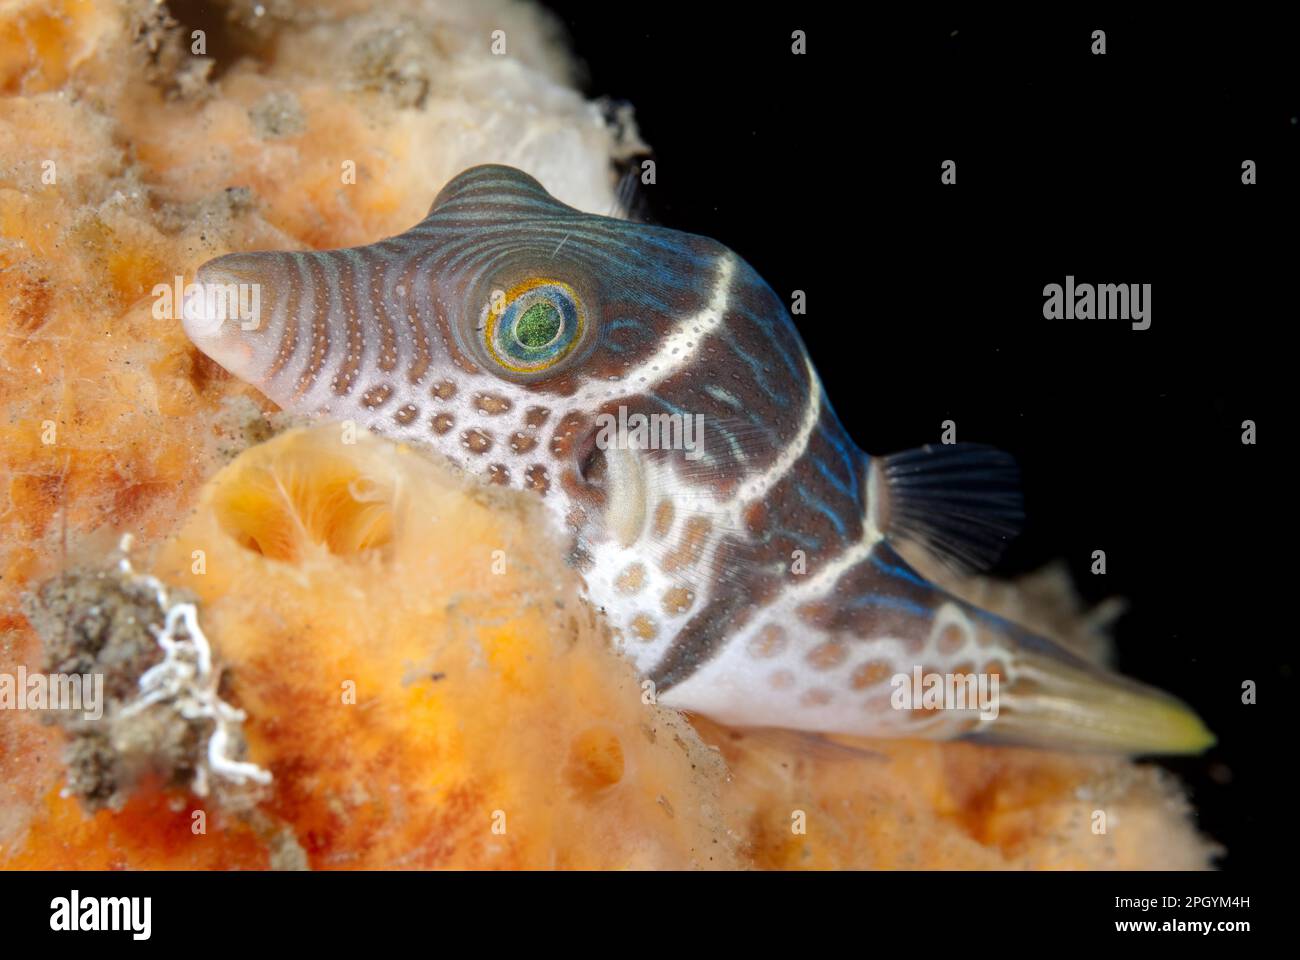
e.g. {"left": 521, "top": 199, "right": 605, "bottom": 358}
{"left": 484, "top": 278, "right": 583, "bottom": 374}
{"left": 514, "top": 301, "right": 562, "bottom": 349}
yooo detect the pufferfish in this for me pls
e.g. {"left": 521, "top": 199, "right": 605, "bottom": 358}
{"left": 182, "top": 164, "right": 1212, "bottom": 754}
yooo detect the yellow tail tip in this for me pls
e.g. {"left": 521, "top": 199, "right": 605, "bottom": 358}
{"left": 1146, "top": 698, "right": 1216, "bottom": 755}
{"left": 980, "top": 657, "right": 1217, "bottom": 755}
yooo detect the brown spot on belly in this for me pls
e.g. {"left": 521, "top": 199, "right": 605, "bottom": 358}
{"left": 475, "top": 392, "right": 512, "bottom": 415}
{"left": 937, "top": 623, "right": 967, "bottom": 655}
{"left": 795, "top": 600, "right": 831, "bottom": 628}
{"left": 509, "top": 431, "right": 538, "bottom": 454}
{"left": 661, "top": 586, "right": 695, "bottom": 616}
{"left": 362, "top": 383, "right": 394, "bottom": 410}
{"left": 661, "top": 516, "right": 712, "bottom": 573}
{"left": 768, "top": 669, "right": 795, "bottom": 690}
{"left": 549, "top": 412, "right": 587, "bottom": 458}
{"left": 747, "top": 624, "right": 787, "bottom": 659}
{"left": 462, "top": 429, "right": 493, "bottom": 454}
{"left": 850, "top": 659, "right": 892, "bottom": 690}
{"left": 652, "top": 500, "right": 675, "bottom": 538}
{"left": 430, "top": 379, "right": 457, "bottom": 401}
{"left": 800, "top": 688, "right": 833, "bottom": 707}
{"left": 431, "top": 412, "right": 455, "bottom": 435}
{"left": 629, "top": 613, "right": 658, "bottom": 641}
{"left": 332, "top": 361, "right": 358, "bottom": 395}
{"left": 901, "top": 632, "right": 926, "bottom": 655}
{"left": 806, "top": 641, "right": 848, "bottom": 671}
{"left": 615, "top": 563, "right": 646, "bottom": 594}
{"left": 487, "top": 463, "right": 510, "bottom": 485}
{"left": 525, "top": 406, "right": 551, "bottom": 430}
{"left": 862, "top": 692, "right": 893, "bottom": 714}
{"left": 524, "top": 464, "right": 550, "bottom": 494}
{"left": 393, "top": 403, "right": 419, "bottom": 426}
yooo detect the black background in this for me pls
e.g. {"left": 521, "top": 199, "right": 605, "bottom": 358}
{"left": 546, "top": 2, "right": 1295, "bottom": 872}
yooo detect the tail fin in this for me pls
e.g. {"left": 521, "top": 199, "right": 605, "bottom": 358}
{"left": 872, "top": 445, "right": 1212, "bottom": 754}
{"left": 974, "top": 631, "right": 1214, "bottom": 754}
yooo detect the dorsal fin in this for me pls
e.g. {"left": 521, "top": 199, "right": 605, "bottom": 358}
{"left": 872, "top": 442, "right": 1024, "bottom": 574}
{"left": 426, "top": 164, "right": 573, "bottom": 219}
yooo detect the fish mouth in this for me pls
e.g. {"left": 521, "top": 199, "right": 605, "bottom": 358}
{"left": 181, "top": 254, "right": 276, "bottom": 384}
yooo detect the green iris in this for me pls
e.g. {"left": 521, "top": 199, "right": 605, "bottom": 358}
{"left": 514, "top": 301, "right": 562, "bottom": 349}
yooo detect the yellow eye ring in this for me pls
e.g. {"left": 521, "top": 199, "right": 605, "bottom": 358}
{"left": 484, "top": 277, "right": 584, "bottom": 374}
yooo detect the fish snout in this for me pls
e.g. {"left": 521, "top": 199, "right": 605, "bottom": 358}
{"left": 182, "top": 253, "right": 279, "bottom": 383}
